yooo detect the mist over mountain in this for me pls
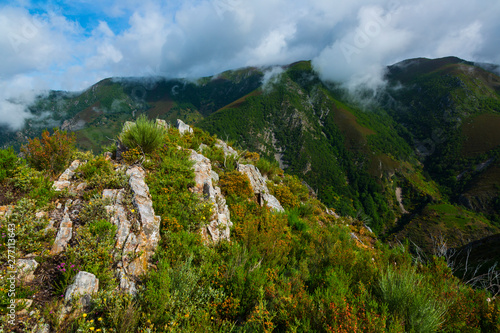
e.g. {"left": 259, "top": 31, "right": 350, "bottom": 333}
{"left": 2, "top": 56, "right": 500, "bottom": 252}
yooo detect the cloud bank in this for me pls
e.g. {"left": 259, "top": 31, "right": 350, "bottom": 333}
{"left": 1, "top": 0, "right": 500, "bottom": 129}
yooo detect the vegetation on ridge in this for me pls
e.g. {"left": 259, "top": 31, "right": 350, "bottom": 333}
{"left": 0, "top": 122, "right": 499, "bottom": 332}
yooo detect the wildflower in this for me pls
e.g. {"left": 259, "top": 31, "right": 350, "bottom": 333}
{"left": 98, "top": 317, "right": 102, "bottom": 321}
{"left": 90, "top": 319, "right": 94, "bottom": 323}
{"left": 96, "top": 330, "right": 101, "bottom": 332}
{"left": 89, "top": 328, "right": 95, "bottom": 331}
{"left": 185, "top": 313, "right": 189, "bottom": 318}
{"left": 487, "top": 298, "right": 491, "bottom": 302}
{"left": 83, "top": 313, "right": 87, "bottom": 318}
{"left": 131, "top": 209, "right": 135, "bottom": 213}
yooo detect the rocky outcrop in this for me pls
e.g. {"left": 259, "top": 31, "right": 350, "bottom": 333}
{"left": 64, "top": 271, "right": 99, "bottom": 308}
{"left": 189, "top": 150, "right": 232, "bottom": 243}
{"left": 50, "top": 213, "right": 72, "bottom": 255}
{"left": 237, "top": 163, "right": 284, "bottom": 212}
{"left": 215, "top": 139, "right": 238, "bottom": 157}
{"left": 176, "top": 119, "right": 193, "bottom": 135}
{"left": 103, "top": 165, "right": 161, "bottom": 294}
{"left": 53, "top": 160, "right": 82, "bottom": 191}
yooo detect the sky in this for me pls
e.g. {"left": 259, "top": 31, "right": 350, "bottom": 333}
{"left": 1, "top": 0, "right": 500, "bottom": 129}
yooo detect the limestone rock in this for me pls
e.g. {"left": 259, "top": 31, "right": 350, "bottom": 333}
{"left": 211, "top": 170, "right": 219, "bottom": 183}
{"left": 126, "top": 166, "right": 161, "bottom": 253}
{"left": 17, "top": 259, "right": 38, "bottom": 283}
{"left": 189, "top": 150, "right": 232, "bottom": 243}
{"left": 215, "top": 139, "right": 238, "bottom": 157}
{"left": 50, "top": 213, "right": 73, "bottom": 255}
{"left": 15, "top": 299, "right": 33, "bottom": 316}
{"left": 53, "top": 160, "right": 81, "bottom": 191}
{"left": 156, "top": 119, "right": 169, "bottom": 129}
{"left": 237, "top": 163, "right": 284, "bottom": 212}
{"left": 176, "top": 119, "right": 193, "bottom": 135}
{"left": 64, "top": 271, "right": 99, "bottom": 308}
{"left": 103, "top": 166, "right": 161, "bottom": 294}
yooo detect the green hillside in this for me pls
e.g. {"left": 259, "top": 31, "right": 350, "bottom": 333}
{"left": 2, "top": 56, "right": 500, "bottom": 257}
{"left": 1, "top": 121, "right": 499, "bottom": 332}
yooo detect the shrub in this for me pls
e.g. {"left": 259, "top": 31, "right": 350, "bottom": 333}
{"left": 219, "top": 171, "right": 254, "bottom": 199}
{"left": 147, "top": 144, "right": 212, "bottom": 233}
{"left": 21, "top": 128, "right": 76, "bottom": 175}
{"left": 119, "top": 115, "right": 165, "bottom": 154}
{"left": 66, "top": 218, "right": 117, "bottom": 290}
{"left": 253, "top": 158, "right": 283, "bottom": 179}
{"left": 378, "top": 265, "right": 448, "bottom": 332}
{"left": 0, "top": 198, "right": 52, "bottom": 261}
{"left": 0, "top": 147, "right": 19, "bottom": 182}
{"left": 269, "top": 183, "right": 299, "bottom": 209}
{"left": 76, "top": 155, "right": 128, "bottom": 190}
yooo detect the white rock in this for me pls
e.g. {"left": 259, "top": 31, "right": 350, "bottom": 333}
{"left": 50, "top": 213, "right": 73, "bottom": 255}
{"left": 189, "top": 150, "right": 232, "bottom": 243}
{"left": 237, "top": 163, "right": 284, "bottom": 212}
{"left": 64, "top": 271, "right": 99, "bottom": 307}
{"left": 176, "top": 119, "right": 193, "bottom": 135}
{"left": 17, "top": 259, "right": 38, "bottom": 283}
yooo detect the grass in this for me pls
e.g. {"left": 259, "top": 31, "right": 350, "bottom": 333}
{"left": 119, "top": 114, "right": 166, "bottom": 154}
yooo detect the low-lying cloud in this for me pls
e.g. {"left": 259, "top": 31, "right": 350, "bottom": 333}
{"left": 1, "top": 0, "right": 500, "bottom": 129}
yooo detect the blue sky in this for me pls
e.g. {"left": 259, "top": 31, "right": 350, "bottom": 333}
{"left": 1, "top": 0, "right": 500, "bottom": 128}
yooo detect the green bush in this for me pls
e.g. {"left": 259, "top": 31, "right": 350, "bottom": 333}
{"left": 21, "top": 128, "right": 76, "bottom": 175}
{"left": 76, "top": 155, "right": 128, "bottom": 190}
{"left": 378, "top": 265, "right": 448, "bottom": 332}
{"left": 66, "top": 218, "right": 117, "bottom": 290}
{"left": 119, "top": 115, "right": 165, "bottom": 154}
{"left": 0, "top": 147, "right": 19, "bottom": 182}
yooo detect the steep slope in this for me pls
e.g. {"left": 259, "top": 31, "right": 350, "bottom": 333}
{"left": 382, "top": 57, "right": 500, "bottom": 246}
{"left": 2, "top": 57, "right": 500, "bottom": 246}
{"left": 1, "top": 120, "right": 499, "bottom": 332}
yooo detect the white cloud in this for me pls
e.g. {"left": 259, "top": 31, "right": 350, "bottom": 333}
{"left": 1, "top": 0, "right": 500, "bottom": 129}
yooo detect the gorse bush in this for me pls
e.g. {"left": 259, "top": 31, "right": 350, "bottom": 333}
{"left": 119, "top": 114, "right": 165, "bottom": 154}
{"left": 219, "top": 170, "right": 253, "bottom": 199}
{"left": 21, "top": 128, "right": 76, "bottom": 175}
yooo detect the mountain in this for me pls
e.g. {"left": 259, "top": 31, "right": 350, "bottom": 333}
{"left": 1, "top": 118, "right": 499, "bottom": 332}
{"left": 2, "top": 56, "right": 500, "bottom": 253}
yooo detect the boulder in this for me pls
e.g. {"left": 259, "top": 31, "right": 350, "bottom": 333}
{"left": 64, "top": 271, "right": 99, "bottom": 308}
{"left": 50, "top": 213, "right": 73, "bottom": 255}
{"left": 156, "top": 119, "right": 169, "bottom": 129}
{"left": 215, "top": 139, "right": 238, "bottom": 157}
{"left": 189, "top": 150, "right": 232, "bottom": 243}
{"left": 17, "top": 259, "right": 38, "bottom": 283}
{"left": 176, "top": 119, "right": 193, "bottom": 135}
{"left": 237, "top": 163, "right": 284, "bottom": 212}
